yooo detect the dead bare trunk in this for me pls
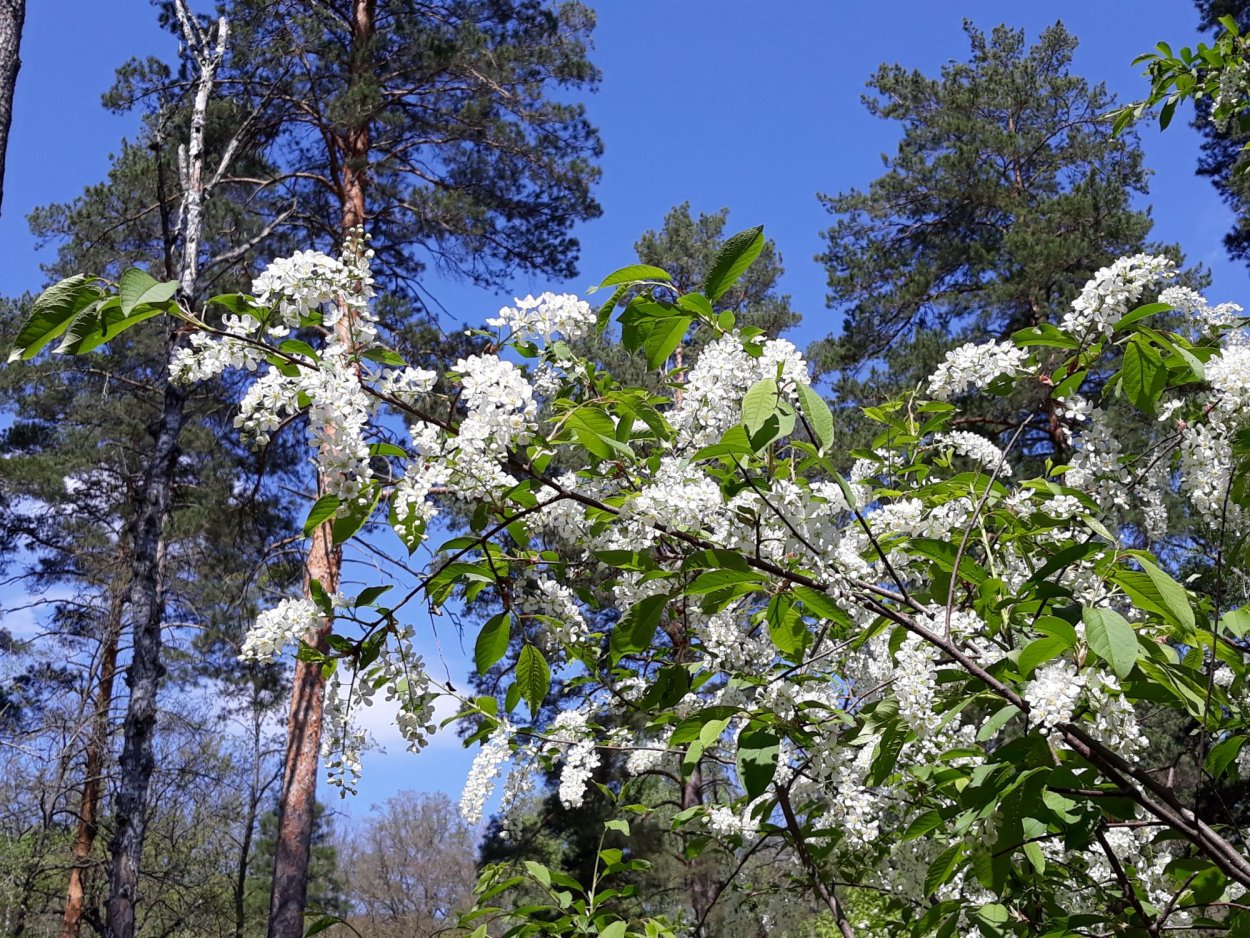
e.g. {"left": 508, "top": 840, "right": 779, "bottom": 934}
{"left": 60, "top": 587, "right": 125, "bottom": 938}
{"left": 266, "top": 3, "right": 373, "bottom": 935}
{"left": 104, "top": 9, "right": 228, "bottom": 937}
{"left": 0, "top": 0, "right": 25, "bottom": 217}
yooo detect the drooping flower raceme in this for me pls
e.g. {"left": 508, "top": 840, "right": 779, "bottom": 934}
{"left": 927, "top": 340, "right": 1029, "bottom": 400}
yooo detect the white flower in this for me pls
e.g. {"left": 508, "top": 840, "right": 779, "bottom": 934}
{"left": 936, "top": 430, "right": 1012, "bottom": 477}
{"left": 488, "top": 292, "right": 596, "bottom": 343}
{"left": 460, "top": 728, "right": 511, "bottom": 825}
{"left": 928, "top": 341, "right": 1029, "bottom": 400}
{"left": 1061, "top": 254, "right": 1175, "bottom": 339}
{"left": 240, "top": 598, "right": 322, "bottom": 661}
{"left": 1026, "top": 661, "right": 1084, "bottom": 731}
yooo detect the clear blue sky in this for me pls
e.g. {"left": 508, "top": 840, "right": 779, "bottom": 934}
{"left": 1, "top": 0, "right": 1245, "bottom": 815}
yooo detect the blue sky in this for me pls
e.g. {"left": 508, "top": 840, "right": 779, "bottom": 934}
{"left": 2, "top": 0, "right": 1247, "bottom": 816}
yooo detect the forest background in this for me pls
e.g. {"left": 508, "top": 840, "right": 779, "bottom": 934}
{"left": 2, "top": 1, "right": 1249, "bottom": 936}
{"left": 2, "top": 0, "right": 1237, "bottom": 814}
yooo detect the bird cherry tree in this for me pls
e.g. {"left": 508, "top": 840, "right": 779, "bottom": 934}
{"left": 13, "top": 226, "right": 1250, "bottom": 938}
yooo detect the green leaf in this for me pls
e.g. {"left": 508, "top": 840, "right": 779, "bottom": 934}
{"left": 353, "top": 585, "right": 393, "bottom": 607}
{"left": 1019, "top": 636, "right": 1068, "bottom": 678}
{"left": 1083, "top": 607, "right": 1138, "bottom": 679}
{"left": 604, "top": 818, "right": 631, "bottom": 836}
{"left": 904, "top": 809, "right": 945, "bottom": 841}
{"left": 568, "top": 407, "right": 627, "bottom": 460}
{"left": 1139, "top": 558, "right": 1195, "bottom": 630}
{"left": 1206, "top": 734, "right": 1247, "bottom": 779}
{"left": 766, "top": 594, "right": 807, "bottom": 658}
{"left": 976, "top": 705, "right": 1021, "bottom": 742}
{"left": 118, "top": 267, "right": 178, "bottom": 315}
{"left": 703, "top": 225, "right": 764, "bottom": 302}
{"left": 611, "top": 593, "right": 669, "bottom": 656}
{"left": 796, "top": 383, "right": 834, "bottom": 451}
{"left": 279, "top": 338, "right": 319, "bottom": 361}
{"left": 741, "top": 377, "right": 781, "bottom": 437}
{"left": 599, "top": 922, "right": 628, "bottom": 938}
{"left": 1122, "top": 337, "right": 1167, "bottom": 414}
{"left": 516, "top": 644, "right": 551, "bottom": 715}
{"left": 597, "top": 264, "right": 672, "bottom": 289}
{"left": 330, "top": 485, "right": 380, "bottom": 544}
{"left": 9, "top": 274, "right": 100, "bottom": 361}
{"left": 736, "top": 726, "right": 780, "bottom": 800}
{"left": 924, "top": 843, "right": 964, "bottom": 897}
{"left": 304, "top": 494, "right": 341, "bottom": 536}
{"left": 55, "top": 298, "right": 165, "bottom": 355}
{"left": 643, "top": 315, "right": 692, "bottom": 369}
{"left": 475, "top": 613, "right": 511, "bottom": 675}
{"left": 1115, "top": 301, "right": 1172, "bottom": 331}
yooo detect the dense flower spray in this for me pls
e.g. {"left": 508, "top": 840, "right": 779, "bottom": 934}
{"left": 33, "top": 230, "right": 1250, "bottom": 935}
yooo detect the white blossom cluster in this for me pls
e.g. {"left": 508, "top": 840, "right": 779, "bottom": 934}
{"left": 927, "top": 340, "right": 1029, "bottom": 400}
{"left": 322, "top": 677, "right": 369, "bottom": 796}
{"left": 547, "top": 710, "right": 600, "bottom": 809}
{"left": 487, "top": 292, "right": 596, "bottom": 343}
{"left": 670, "top": 333, "right": 811, "bottom": 448}
{"left": 1159, "top": 285, "right": 1244, "bottom": 333}
{"left": 239, "top": 597, "right": 322, "bottom": 661}
{"left": 935, "top": 430, "right": 1012, "bottom": 476}
{"left": 1025, "top": 661, "right": 1085, "bottom": 731}
{"left": 1060, "top": 253, "right": 1175, "bottom": 339}
{"left": 454, "top": 354, "right": 538, "bottom": 454}
{"left": 460, "top": 726, "right": 511, "bottom": 825}
{"left": 518, "top": 577, "right": 590, "bottom": 647}
{"left": 167, "top": 241, "right": 1250, "bottom": 931}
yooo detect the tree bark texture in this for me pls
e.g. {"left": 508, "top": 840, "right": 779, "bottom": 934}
{"left": 104, "top": 9, "right": 227, "bottom": 936}
{"left": 60, "top": 589, "right": 125, "bottom": 938}
{"left": 266, "top": 3, "right": 373, "bottom": 936}
{"left": 0, "top": 0, "right": 25, "bottom": 218}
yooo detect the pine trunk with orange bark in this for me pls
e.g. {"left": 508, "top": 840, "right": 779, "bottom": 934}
{"left": 265, "top": 4, "right": 374, "bottom": 936}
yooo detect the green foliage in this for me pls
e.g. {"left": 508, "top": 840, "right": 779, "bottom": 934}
{"left": 813, "top": 21, "right": 1172, "bottom": 447}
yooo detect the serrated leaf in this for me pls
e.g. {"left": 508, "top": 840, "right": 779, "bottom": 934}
{"left": 1019, "top": 636, "right": 1068, "bottom": 679}
{"left": 332, "top": 484, "right": 380, "bottom": 544}
{"left": 925, "top": 843, "right": 964, "bottom": 897}
{"left": 1139, "top": 558, "right": 1195, "bottom": 630}
{"left": 796, "top": 383, "right": 834, "bottom": 451}
{"left": 1206, "top": 734, "right": 1247, "bottom": 779}
{"left": 353, "top": 585, "right": 393, "bottom": 607}
{"left": 736, "top": 726, "right": 780, "bottom": 800}
{"left": 304, "top": 494, "right": 341, "bottom": 536}
{"left": 976, "top": 704, "right": 1021, "bottom": 742}
{"left": 643, "top": 315, "right": 692, "bottom": 370}
{"left": 1122, "top": 337, "right": 1167, "bottom": 414}
{"left": 55, "top": 298, "right": 165, "bottom": 355}
{"left": 516, "top": 644, "right": 551, "bottom": 715}
{"left": 703, "top": 225, "right": 764, "bottom": 302}
{"left": 741, "top": 378, "right": 780, "bottom": 436}
{"left": 904, "top": 809, "right": 945, "bottom": 841}
{"left": 475, "top": 613, "right": 511, "bottom": 675}
{"left": 1083, "top": 606, "right": 1138, "bottom": 679}
{"left": 611, "top": 592, "right": 668, "bottom": 657}
{"left": 118, "top": 267, "right": 178, "bottom": 315}
{"left": 597, "top": 264, "right": 672, "bottom": 289}
{"left": 10, "top": 274, "right": 100, "bottom": 361}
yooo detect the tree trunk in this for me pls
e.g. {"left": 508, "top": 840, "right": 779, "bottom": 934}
{"left": 682, "top": 766, "right": 713, "bottom": 936}
{"left": 104, "top": 10, "right": 226, "bottom": 936}
{"left": 104, "top": 366, "right": 184, "bottom": 938}
{"left": 61, "top": 587, "right": 125, "bottom": 938}
{"left": 266, "top": 3, "right": 373, "bottom": 936}
{"left": 0, "top": 0, "right": 25, "bottom": 217}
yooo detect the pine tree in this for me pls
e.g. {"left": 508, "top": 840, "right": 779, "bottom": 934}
{"left": 811, "top": 21, "right": 1170, "bottom": 451}
{"left": 1193, "top": 0, "right": 1250, "bottom": 267}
